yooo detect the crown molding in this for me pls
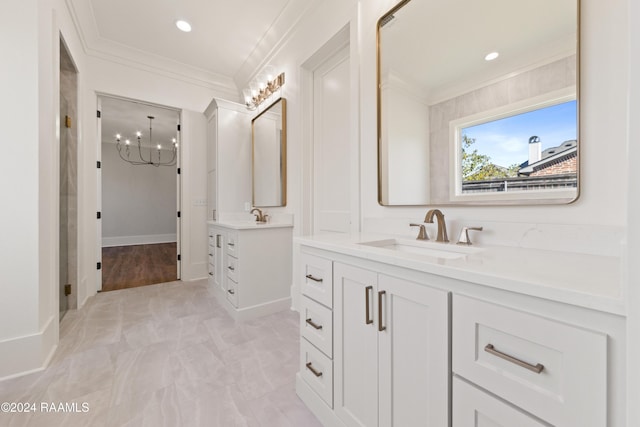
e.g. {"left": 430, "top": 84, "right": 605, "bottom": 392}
{"left": 233, "top": 0, "right": 323, "bottom": 89}
{"left": 64, "top": 0, "right": 240, "bottom": 101}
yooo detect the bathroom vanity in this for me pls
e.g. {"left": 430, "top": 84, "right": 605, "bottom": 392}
{"left": 295, "top": 234, "right": 626, "bottom": 427}
{"left": 207, "top": 220, "right": 293, "bottom": 320}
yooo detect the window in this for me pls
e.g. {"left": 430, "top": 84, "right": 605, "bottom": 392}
{"left": 449, "top": 91, "right": 577, "bottom": 202}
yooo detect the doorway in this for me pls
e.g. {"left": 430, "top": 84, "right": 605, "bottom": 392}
{"left": 59, "top": 38, "right": 78, "bottom": 318}
{"left": 97, "top": 96, "right": 181, "bottom": 291}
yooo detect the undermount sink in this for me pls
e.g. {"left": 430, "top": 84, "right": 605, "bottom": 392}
{"left": 358, "top": 238, "right": 483, "bottom": 260}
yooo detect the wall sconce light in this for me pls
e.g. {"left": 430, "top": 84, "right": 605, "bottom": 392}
{"left": 244, "top": 67, "right": 285, "bottom": 111}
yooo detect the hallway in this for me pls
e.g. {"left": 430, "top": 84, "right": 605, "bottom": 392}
{"left": 0, "top": 280, "right": 320, "bottom": 427}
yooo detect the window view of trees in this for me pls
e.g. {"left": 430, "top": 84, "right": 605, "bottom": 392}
{"left": 461, "top": 135, "right": 519, "bottom": 181}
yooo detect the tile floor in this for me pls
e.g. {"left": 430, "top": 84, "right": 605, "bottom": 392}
{"left": 0, "top": 279, "right": 322, "bottom": 427}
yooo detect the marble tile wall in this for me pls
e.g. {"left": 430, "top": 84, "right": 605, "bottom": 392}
{"left": 60, "top": 41, "right": 78, "bottom": 311}
{"left": 0, "top": 280, "right": 321, "bottom": 427}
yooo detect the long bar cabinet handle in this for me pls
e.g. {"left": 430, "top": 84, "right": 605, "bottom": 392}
{"left": 484, "top": 344, "right": 544, "bottom": 374}
{"left": 305, "top": 318, "right": 323, "bottom": 330}
{"left": 365, "top": 286, "right": 373, "bottom": 324}
{"left": 305, "top": 274, "right": 323, "bottom": 282}
{"left": 378, "top": 290, "right": 386, "bottom": 331}
{"left": 305, "top": 362, "right": 323, "bottom": 377}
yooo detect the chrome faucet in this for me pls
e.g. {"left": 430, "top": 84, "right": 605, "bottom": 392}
{"left": 424, "top": 209, "right": 449, "bottom": 243}
{"left": 250, "top": 207, "right": 268, "bottom": 223}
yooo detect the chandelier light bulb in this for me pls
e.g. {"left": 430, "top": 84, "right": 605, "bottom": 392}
{"left": 116, "top": 133, "right": 121, "bottom": 140}
{"left": 157, "top": 144, "right": 162, "bottom": 150}
{"left": 136, "top": 131, "right": 142, "bottom": 137}
{"left": 125, "top": 139, "right": 131, "bottom": 145}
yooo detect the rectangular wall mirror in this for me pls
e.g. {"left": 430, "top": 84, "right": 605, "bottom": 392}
{"left": 252, "top": 97, "right": 287, "bottom": 207}
{"left": 377, "top": 0, "right": 579, "bottom": 205}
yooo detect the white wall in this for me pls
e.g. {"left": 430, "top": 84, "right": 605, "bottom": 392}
{"left": 0, "top": 0, "right": 42, "bottom": 379}
{"left": 101, "top": 144, "right": 177, "bottom": 246}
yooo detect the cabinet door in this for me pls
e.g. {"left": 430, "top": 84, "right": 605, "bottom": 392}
{"left": 453, "top": 376, "right": 548, "bottom": 427}
{"left": 334, "top": 263, "right": 379, "bottom": 427}
{"left": 378, "top": 275, "right": 449, "bottom": 427}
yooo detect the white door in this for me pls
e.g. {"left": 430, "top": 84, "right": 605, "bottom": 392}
{"left": 313, "top": 46, "right": 352, "bottom": 234}
{"left": 378, "top": 275, "right": 450, "bottom": 427}
{"left": 334, "top": 263, "right": 379, "bottom": 427}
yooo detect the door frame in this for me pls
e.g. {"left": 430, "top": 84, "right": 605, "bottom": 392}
{"left": 95, "top": 93, "right": 182, "bottom": 291}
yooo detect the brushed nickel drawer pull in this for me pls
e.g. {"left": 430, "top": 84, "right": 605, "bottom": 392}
{"left": 365, "top": 286, "right": 373, "bottom": 324}
{"left": 378, "top": 290, "right": 386, "bottom": 331}
{"left": 228, "top": 266, "right": 235, "bottom": 271}
{"left": 484, "top": 344, "right": 544, "bottom": 374}
{"left": 208, "top": 272, "right": 213, "bottom": 276}
{"left": 305, "top": 274, "right": 323, "bottom": 282}
{"left": 209, "top": 253, "right": 213, "bottom": 256}
{"left": 305, "top": 318, "right": 323, "bottom": 330}
{"left": 228, "top": 242, "right": 235, "bottom": 247}
{"left": 227, "top": 289, "right": 235, "bottom": 295}
{"left": 305, "top": 362, "right": 323, "bottom": 377}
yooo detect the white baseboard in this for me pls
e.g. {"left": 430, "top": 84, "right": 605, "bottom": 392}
{"left": 102, "top": 234, "right": 177, "bottom": 247}
{"left": 0, "top": 315, "right": 57, "bottom": 381}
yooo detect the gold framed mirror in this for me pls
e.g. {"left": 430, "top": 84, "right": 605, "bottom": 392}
{"left": 377, "top": 0, "right": 579, "bottom": 206}
{"left": 252, "top": 97, "right": 287, "bottom": 207}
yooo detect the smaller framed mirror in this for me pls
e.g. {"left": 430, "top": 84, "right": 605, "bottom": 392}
{"left": 252, "top": 98, "right": 287, "bottom": 207}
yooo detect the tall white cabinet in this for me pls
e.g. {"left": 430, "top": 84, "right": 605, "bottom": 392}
{"left": 204, "top": 99, "right": 251, "bottom": 220}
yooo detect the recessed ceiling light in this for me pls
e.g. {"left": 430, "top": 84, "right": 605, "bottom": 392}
{"left": 176, "top": 20, "right": 192, "bottom": 32}
{"left": 484, "top": 52, "right": 499, "bottom": 61}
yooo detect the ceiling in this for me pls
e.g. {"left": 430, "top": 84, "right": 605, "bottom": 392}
{"left": 380, "top": 0, "right": 577, "bottom": 103}
{"left": 73, "top": 1, "right": 315, "bottom": 145}
{"left": 69, "top": 0, "right": 316, "bottom": 91}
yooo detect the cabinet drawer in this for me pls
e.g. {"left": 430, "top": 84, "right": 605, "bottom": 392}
{"left": 226, "top": 232, "right": 238, "bottom": 257}
{"left": 226, "top": 255, "right": 238, "bottom": 282}
{"left": 453, "top": 376, "right": 548, "bottom": 427}
{"left": 300, "top": 296, "right": 333, "bottom": 358}
{"left": 301, "top": 338, "right": 333, "bottom": 408}
{"left": 452, "top": 294, "right": 606, "bottom": 427}
{"left": 226, "top": 278, "right": 238, "bottom": 307}
{"left": 301, "top": 252, "right": 333, "bottom": 308}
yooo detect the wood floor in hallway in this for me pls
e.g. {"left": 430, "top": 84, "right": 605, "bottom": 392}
{"left": 102, "top": 242, "right": 177, "bottom": 292}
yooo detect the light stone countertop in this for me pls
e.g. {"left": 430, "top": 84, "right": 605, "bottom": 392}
{"left": 207, "top": 219, "right": 293, "bottom": 230}
{"left": 296, "top": 233, "right": 625, "bottom": 316}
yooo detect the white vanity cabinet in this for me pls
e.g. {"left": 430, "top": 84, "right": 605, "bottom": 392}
{"left": 207, "top": 222, "right": 292, "bottom": 320}
{"left": 333, "top": 263, "right": 449, "bottom": 427}
{"left": 204, "top": 99, "right": 251, "bottom": 220}
{"left": 208, "top": 225, "right": 226, "bottom": 292}
{"left": 295, "top": 240, "right": 626, "bottom": 427}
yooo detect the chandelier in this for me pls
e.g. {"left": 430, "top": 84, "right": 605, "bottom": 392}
{"left": 115, "top": 116, "right": 177, "bottom": 167}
